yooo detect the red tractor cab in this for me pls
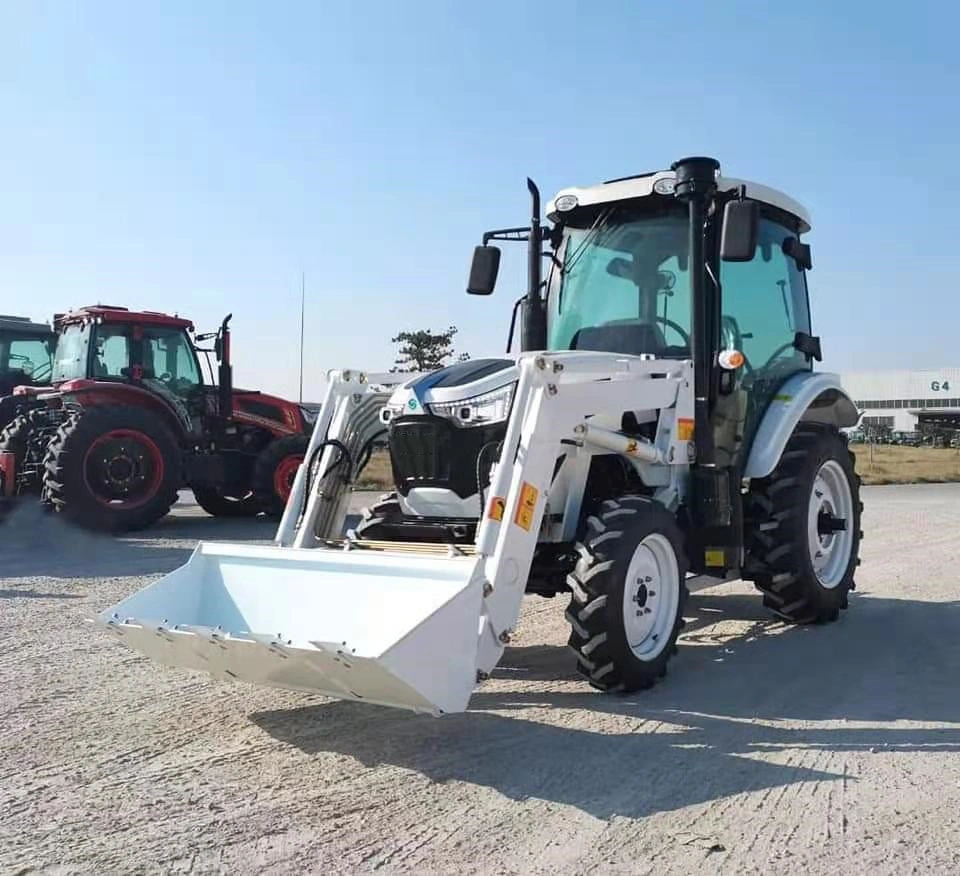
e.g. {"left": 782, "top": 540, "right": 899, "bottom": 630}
{"left": 0, "top": 305, "right": 310, "bottom": 531}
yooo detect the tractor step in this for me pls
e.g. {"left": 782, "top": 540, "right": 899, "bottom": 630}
{"left": 96, "top": 541, "right": 485, "bottom": 714}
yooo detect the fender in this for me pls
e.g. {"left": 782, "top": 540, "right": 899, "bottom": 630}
{"left": 743, "top": 370, "right": 860, "bottom": 479}
{"left": 58, "top": 381, "right": 189, "bottom": 440}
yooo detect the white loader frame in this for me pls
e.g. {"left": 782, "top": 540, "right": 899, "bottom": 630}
{"left": 97, "top": 351, "right": 696, "bottom": 714}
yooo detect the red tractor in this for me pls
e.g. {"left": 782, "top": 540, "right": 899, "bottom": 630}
{"left": 0, "top": 305, "right": 310, "bottom": 531}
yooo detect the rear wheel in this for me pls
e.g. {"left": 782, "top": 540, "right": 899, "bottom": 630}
{"left": 252, "top": 434, "right": 309, "bottom": 518}
{"left": 191, "top": 486, "right": 260, "bottom": 518}
{"left": 565, "top": 496, "right": 688, "bottom": 692}
{"left": 43, "top": 405, "right": 181, "bottom": 532}
{"left": 744, "top": 424, "right": 862, "bottom": 623}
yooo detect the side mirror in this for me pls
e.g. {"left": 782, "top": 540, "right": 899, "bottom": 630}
{"left": 214, "top": 337, "right": 223, "bottom": 361}
{"left": 783, "top": 236, "right": 813, "bottom": 270}
{"left": 467, "top": 245, "right": 501, "bottom": 295}
{"left": 720, "top": 199, "right": 759, "bottom": 262}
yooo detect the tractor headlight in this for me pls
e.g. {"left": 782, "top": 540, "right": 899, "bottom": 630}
{"left": 428, "top": 383, "right": 515, "bottom": 427}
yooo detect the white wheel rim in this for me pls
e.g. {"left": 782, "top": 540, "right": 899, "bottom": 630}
{"left": 621, "top": 533, "right": 681, "bottom": 660}
{"left": 807, "top": 459, "right": 855, "bottom": 589}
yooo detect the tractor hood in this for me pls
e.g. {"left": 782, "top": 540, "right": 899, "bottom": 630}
{"left": 386, "top": 358, "right": 518, "bottom": 417}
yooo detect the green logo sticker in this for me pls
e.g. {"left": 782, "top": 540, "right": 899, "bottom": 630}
{"left": 408, "top": 399, "right": 418, "bottom": 409}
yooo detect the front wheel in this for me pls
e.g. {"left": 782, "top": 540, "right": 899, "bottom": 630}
{"left": 252, "top": 434, "right": 309, "bottom": 518}
{"left": 565, "top": 496, "right": 688, "bottom": 692}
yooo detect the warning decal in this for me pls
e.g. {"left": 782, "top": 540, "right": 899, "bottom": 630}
{"left": 513, "top": 482, "right": 539, "bottom": 531}
{"left": 487, "top": 496, "right": 506, "bottom": 521}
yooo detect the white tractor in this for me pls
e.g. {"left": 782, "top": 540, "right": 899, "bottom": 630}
{"left": 96, "top": 156, "right": 862, "bottom": 715}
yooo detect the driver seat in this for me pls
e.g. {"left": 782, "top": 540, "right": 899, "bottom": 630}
{"left": 569, "top": 320, "right": 668, "bottom": 358}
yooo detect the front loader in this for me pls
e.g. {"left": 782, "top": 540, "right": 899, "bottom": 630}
{"left": 96, "top": 156, "right": 862, "bottom": 715}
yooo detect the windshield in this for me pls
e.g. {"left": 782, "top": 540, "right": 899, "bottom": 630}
{"left": 0, "top": 334, "right": 53, "bottom": 381}
{"left": 547, "top": 208, "right": 691, "bottom": 358}
{"left": 52, "top": 324, "right": 91, "bottom": 382}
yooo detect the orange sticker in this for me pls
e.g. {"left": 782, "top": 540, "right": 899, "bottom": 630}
{"left": 513, "top": 482, "right": 539, "bottom": 531}
{"left": 677, "top": 417, "right": 694, "bottom": 441}
{"left": 487, "top": 496, "right": 505, "bottom": 521}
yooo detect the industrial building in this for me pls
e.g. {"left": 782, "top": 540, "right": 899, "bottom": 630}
{"left": 839, "top": 368, "right": 960, "bottom": 434}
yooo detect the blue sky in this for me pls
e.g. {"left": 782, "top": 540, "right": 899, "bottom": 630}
{"left": 1, "top": 1, "right": 956, "bottom": 400}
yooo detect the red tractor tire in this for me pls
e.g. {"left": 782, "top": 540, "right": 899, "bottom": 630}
{"left": 253, "top": 434, "right": 309, "bottom": 519}
{"left": 43, "top": 405, "right": 181, "bottom": 533}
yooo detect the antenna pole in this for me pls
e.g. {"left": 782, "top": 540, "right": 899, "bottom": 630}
{"left": 299, "top": 271, "right": 305, "bottom": 403}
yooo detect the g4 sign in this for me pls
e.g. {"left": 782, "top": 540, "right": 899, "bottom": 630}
{"left": 931, "top": 380, "right": 951, "bottom": 392}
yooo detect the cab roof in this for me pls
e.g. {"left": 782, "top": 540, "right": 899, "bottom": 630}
{"left": 547, "top": 169, "right": 811, "bottom": 233}
{"left": 0, "top": 314, "right": 53, "bottom": 336}
{"left": 55, "top": 305, "right": 194, "bottom": 331}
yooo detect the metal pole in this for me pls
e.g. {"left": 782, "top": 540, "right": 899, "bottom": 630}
{"left": 299, "top": 271, "right": 305, "bottom": 403}
{"left": 672, "top": 156, "right": 719, "bottom": 467}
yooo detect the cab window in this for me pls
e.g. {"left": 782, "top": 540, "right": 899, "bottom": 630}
{"left": 143, "top": 327, "right": 201, "bottom": 395}
{"left": 720, "top": 216, "right": 812, "bottom": 446}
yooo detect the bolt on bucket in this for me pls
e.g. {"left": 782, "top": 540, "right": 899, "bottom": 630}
{"left": 96, "top": 542, "right": 485, "bottom": 714}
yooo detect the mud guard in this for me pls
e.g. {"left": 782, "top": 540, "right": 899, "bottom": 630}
{"left": 743, "top": 371, "right": 860, "bottom": 479}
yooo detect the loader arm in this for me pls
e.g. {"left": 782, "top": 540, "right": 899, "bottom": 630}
{"left": 275, "top": 369, "right": 417, "bottom": 548}
{"left": 96, "top": 352, "right": 692, "bottom": 715}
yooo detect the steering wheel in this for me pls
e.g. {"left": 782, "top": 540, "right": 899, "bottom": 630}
{"left": 654, "top": 316, "right": 690, "bottom": 347}
{"left": 758, "top": 341, "right": 798, "bottom": 372}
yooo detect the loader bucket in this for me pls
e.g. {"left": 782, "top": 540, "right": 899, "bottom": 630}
{"left": 96, "top": 542, "right": 485, "bottom": 715}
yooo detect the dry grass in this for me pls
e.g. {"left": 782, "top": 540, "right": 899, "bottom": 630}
{"left": 852, "top": 444, "right": 960, "bottom": 486}
{"left": 356, "top": 445, "right": 960, "bottom": 492}
{"left": 355, "top": 448, "right": 394, "bottom": 489}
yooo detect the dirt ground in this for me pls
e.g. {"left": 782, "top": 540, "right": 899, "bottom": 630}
{"left": 2, "top": 484, "right": 960, "bottom": 874}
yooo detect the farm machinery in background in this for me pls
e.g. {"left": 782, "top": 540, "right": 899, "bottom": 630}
{"left": 0, "top": 314, "right": 56, "bottom": 431}
{"left": 0, "top": 305, "right": 311, "bottom": 531}
{"left": 98, "top": 155, "right": 863, "bottom": 715}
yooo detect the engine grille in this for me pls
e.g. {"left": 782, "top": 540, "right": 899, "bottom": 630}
{"left": 388, "top": 415, "right": 506, "bottom": 499}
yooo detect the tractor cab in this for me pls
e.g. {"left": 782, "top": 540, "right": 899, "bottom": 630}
{"left": 53, "top": 308, "right": 205, "bottom": 404}
{"left": 0, "top": 315, "right": 55, "bottom": 397}
{"left": 538, "top": 171, "right": 820, "bottom": 460}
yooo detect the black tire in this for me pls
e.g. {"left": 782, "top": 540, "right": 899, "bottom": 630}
{"left": 252, "top": 434, "right": 309, "bottom": 518}
{"left": 0, "top": 409, "right": 62, "bottom": 497}
{"left": 565, "top": 495, "right": 688, "bottom": 692}
{"left": 0, "top": 413, "right": 31, "bottom": 466}
{"left": 0, "top": 413, "right": 31, "bottom": 501}
{"left": 353, "top": 492, "right": 402, "bottom": 539}
{"left": 743, "top": 423, "right": 862, "bottom": 624}
{"left": 43, "top": 405, "right": 181, "bottom": 533}
{"left": 191, "top": 486, "right": 260, "bottom": 518}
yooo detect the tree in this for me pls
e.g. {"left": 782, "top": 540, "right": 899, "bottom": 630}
{"left": 390, "top": 325, "right": 470, "bottom": 372}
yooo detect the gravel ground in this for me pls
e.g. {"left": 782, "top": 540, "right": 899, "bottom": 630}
{"left": 2, "top": 484, "right": 959, "bottom": 874}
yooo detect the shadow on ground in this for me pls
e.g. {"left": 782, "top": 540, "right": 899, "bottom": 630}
{"left": 0, "top": 499, "right": 276, "bottom": 579}
{"left": 252, "top": 591, "right": 960, "bottom": 821}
